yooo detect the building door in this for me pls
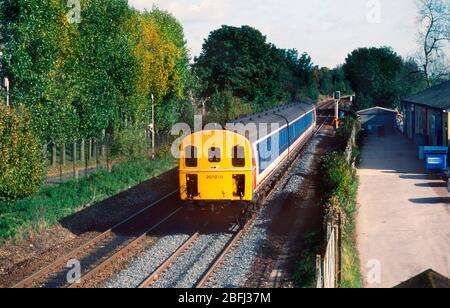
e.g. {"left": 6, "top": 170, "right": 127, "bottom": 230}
{"left": 408, "top": 109, "right": 414, "bottom": 139}
{"left": 436, "top": 113, "right": 443, "bottom": 146}
{"left": 430, "top": 114, "right": 443, "bottom": 146}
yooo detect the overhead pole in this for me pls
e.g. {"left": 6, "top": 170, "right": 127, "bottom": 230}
{"left": 151, "top": 93, "right": 155, "bottom": 160}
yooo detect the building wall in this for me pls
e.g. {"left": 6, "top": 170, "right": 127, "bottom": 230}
{"left": 403, "top": 102, "right": 447, "bottom": 147}
{"left": 446, "top": 112, "right": 450, "bottom": 147}
{"left": 360, "top": 113, "right": 397, "bottom": 134}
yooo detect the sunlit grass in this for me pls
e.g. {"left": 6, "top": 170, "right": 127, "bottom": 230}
{"left": 0, "top": 153, "right": 176, "bottom": 244}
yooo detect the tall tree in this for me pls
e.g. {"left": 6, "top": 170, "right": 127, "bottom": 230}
{"left": 73, "top": 0, "right": 137, "bottom": 138}
{"left": 417, "top": 0, "right": 450, "bottom": 86}
{"left": 194, "top": 25, "right": 290, "bottom": 109}
{"left": 0, "top": 0, "right": 79, "bottom": 144}
{"left": 280, "top": 49, "right": 320, "bottom": 101}
{"left": 146, "top": 8, "right": 190, "bottom": 133}
{"left": 344, "top": 47, "right": 405, "bottom": 109}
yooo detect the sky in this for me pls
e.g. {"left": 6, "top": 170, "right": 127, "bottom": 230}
{"left": 128, "top": 0, "right": 421, "bottom": 68}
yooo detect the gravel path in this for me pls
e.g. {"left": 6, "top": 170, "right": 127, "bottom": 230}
{"left": 206, "top": 136, "right": 321, "bottom": 288}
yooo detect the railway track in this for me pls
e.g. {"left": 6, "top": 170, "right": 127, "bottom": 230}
{"left": 14, "top": 104, "right": 331, "bottom": 289}
{"left": 13, "top": 189, "right": 181, "bottom": 288}
{"left": 135, "top": 118, "right": 329, "bottom": 289}
{"left": 137, "top": 232, "right": 201, "bottom": 288}
{"left": 194, "top": 118, "right": 328, "bottom": 288}
{"left": 68, "top": 208, "right": 183, "bottom": 288}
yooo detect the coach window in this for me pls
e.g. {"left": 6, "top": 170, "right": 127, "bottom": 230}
{"left": 185, "top": 146, "right": 198, "bottom": 167}
{"left": 232, "top": 146, "right": 246, "bottom": 167}
{"left": 208, "top": 147, "right": 221, "bottom": 163}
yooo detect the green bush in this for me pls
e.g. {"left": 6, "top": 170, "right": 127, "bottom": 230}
{"left": 336, "top": 116, "right": 358, "bottom": 151}
{"left": 208, "top": 90, "right": 253, "bottom": 123}
{"left": 319, "top": 150, "right": 362, "bottom": 288}
{"left": 110, "top": 127, "right": 148, "bottom": 160}
{"left": 319, "top": 152, "right": 354, "bottom": 204}
{"left": 0, "top": 105, "right": 44, "bottom": 201}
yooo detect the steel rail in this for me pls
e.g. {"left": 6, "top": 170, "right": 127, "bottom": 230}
{"left": 68, "top": 207, "right": 183, "bottom": 288}
{"left": 195, "top": 118, "right": 328, "bottom": 288}
{"left": 13, "top": 189, "right": 180, "bottom": 288}
{"left": 16, "top": 108, "right": 330, "bottom": 289}
{"left": 138, "top": 232, "right": 200, "bottom": 288}
{"left": 195, "top": 219, "right": 254, "bottom": 288}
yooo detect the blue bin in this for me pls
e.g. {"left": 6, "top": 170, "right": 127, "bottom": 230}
{"left": 425, "top": 154, "right": 447, "bottom": 170}
{"left": 424, "top": 147, "right": 448, "bottom": 171}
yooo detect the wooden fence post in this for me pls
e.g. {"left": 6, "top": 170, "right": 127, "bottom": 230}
{"left": 52, "top": 143, "right": 57, "bottom": 167}
{"left": 59, "top": 143, "right": 63, "bottom": 184}
{"left": 80, "top": 139, "right": 85, "bottom": 161}
{"left": 337, "top": 212, "right": 343, "bottom": 285}
{"left": 88, "top": 138, "right": 93, "bottom": 161}
{"left": 85, "top": 140, "right": 89, "bottom": 177}
{"left": 73, "top": 142, "right": 78, "bottom": 179}
{"left": 61, "top": 143, "right": 66, "bottom": 167}
{"left": 316, "top": 255, "right": 323, "bottom": 288}
{"left": 334, "top": 224, "right": 340, "bottom": 287}
{"left": 94, "top": 138, "right": 99, "bottom": 171}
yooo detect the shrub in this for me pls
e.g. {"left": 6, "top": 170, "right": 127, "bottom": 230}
{"left": 0, "top": 105, "right": 44, "bottom": 201}
{"left": 209, "top": 90, "right": 253, "bottom": 123}
{"left": 319, "top": 152, "right": 354, "bottom": 202}
{"left": 319, "top": 148, "right": 362, "bottom": 288}
{"left": 336, "top": 116, "right": 357, "bottom": 150}
{"left": 110, "top": 127, "right": 148, "bottom": 160}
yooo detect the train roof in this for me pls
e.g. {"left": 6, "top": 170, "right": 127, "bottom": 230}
{"left": 227, "top": 102, "right": 315, "bottom": 143}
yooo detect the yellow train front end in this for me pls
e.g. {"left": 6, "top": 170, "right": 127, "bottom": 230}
{"left": 179, "top": 130, "right": 254, "bottom": 204}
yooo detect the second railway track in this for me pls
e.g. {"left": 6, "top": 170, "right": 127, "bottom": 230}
{"left": 13, "top": 189, "right": 182, "bottom": 288}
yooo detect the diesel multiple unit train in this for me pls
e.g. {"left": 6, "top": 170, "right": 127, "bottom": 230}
{"left": 179, "top": 102, "right": 317, "bottom": 207}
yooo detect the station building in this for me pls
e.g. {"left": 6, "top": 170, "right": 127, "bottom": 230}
{"left": 402, "top": 80, "right": 450, "bottom": 148}
{"left": 357, "top": 106, "right": 398, "bottom": 135}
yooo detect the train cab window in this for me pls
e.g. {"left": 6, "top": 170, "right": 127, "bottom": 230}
{"left": 208, "top": 147, "right": 221, "bottom": 163}
{"left": 185, "top": 146, "right": 198, "bottom": 167}
{"left": 232, "top": 146, "right": 246, "bottom": 167}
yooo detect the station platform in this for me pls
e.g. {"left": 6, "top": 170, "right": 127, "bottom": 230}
{"left": 356, "top": 134, "right": 450, "bottom": 288}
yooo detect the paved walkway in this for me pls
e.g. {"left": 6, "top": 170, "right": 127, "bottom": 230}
{"left": 356, "top": 134, "right": 450, "bottom": 288}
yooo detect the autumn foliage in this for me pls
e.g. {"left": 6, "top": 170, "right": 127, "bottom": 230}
{"left": 0, "top": 105, "right": 44, "bottom": 201}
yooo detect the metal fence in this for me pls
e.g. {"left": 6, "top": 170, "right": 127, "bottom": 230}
{"left": 344, "top": 122, "right": 358, "bottom": 165}
{"left": 43, "top": 130, "right": 171, "bottom": 186}
{"left": 317, "top": 121, "right": 359, "bottom": 288}
{"left": 316, "top": 223, "right": 340, "bottom": 288}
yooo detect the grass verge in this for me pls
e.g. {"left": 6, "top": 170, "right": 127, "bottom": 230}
{"left": 0, "top": 152, "right": 176, "bottom": 244}
{"left": 339, "top": 175, "right": 362, "bottom": 288}
{"left": 316, "top": 117, "right": 363, "bottom": 288}
{"left": 294, "top": 232, "right": 323, "bottom": 288}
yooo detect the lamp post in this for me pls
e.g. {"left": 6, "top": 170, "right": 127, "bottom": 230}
{"left": 150, "top": 93, "right": 155, "bottom": 160}
{"left": 4, "top": 77, "right": 9, "bottom": 107}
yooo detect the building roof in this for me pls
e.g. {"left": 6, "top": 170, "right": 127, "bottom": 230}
{"left": 357, "top": 106, "right": 398, "bottom": 115}
{"left": 395, "top": 269, "right": 450, "bottom": 289}
{"left": 403, "top": 80, "right": 450, "bottom": 110}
